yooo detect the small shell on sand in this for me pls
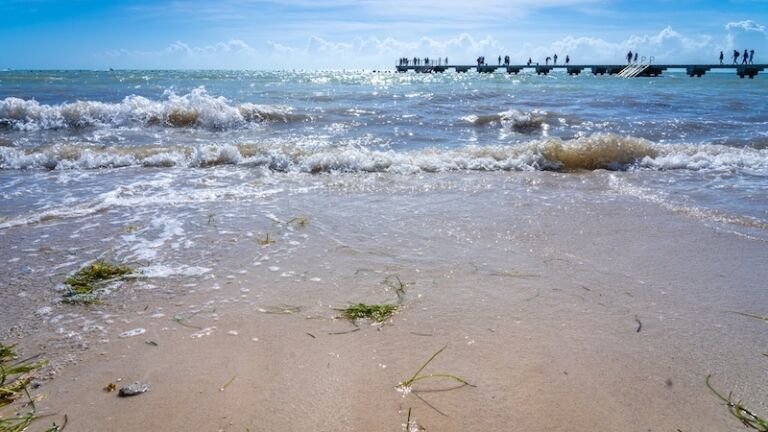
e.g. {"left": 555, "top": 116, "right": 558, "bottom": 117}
{"left": 118, "top": 382, "right": 149, "bottom": 397}
{"left": 190, "top": 327, "right": 215, "bottom": 338}
{"left": 119, "top": 328, "right": 146, "bottom": 338}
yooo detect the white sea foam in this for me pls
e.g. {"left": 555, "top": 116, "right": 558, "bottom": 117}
{"left": 461, "top": 109, "right": 550, "bottom": 133}
{"left": 0, "top": 173, "right": 285, "bottom": 229}
{"left": 0, "top": 87, "right": 304, "bottom": 131}
{"left": 139, "top": 264, "right": 212, "bottom": 278}
{"left": 3, "top": 133, "right": 766, "bottom": 175}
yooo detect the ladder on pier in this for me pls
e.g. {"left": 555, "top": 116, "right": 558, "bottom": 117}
{"left": 618, "top": 56, "right": 653, "bottom": 78}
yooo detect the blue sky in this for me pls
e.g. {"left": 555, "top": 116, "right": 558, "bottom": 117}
{"left": 1, "top": 0, "right": 766, "bottom": 69}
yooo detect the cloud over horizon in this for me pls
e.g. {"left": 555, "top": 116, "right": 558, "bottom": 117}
{"left": 101, "top": 21, "right": 766, "bottom": 69}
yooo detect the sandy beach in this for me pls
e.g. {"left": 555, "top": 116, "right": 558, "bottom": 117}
{"left": 2, "top": 170, "right": 765, "bottom": 431}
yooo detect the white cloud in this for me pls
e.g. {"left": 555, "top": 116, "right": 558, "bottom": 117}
{"left": 534, "top": 27, "right": 715, "bottom": 64}
{"left": 102, "top": 39, "right": 258, "bottom": 68}
{"left": 101, "top": 22, "right": 764, "bottom": 69}
{"left": 267, "top": 41, "right": 299, "bottom": 54}
{"left": 271, "top": 33, "right": 504, "bottom": 66}
{"left": 267, "top": 27, "right": 728, "bottom": 66}
{"left": 725, "top": 20, "right": 766, "bottom": 33}
{"left": 106, "top": 39, "right": 255, "bottom": 58}
{"left": 724, "top": 20, "right": 767, "bottom": 58}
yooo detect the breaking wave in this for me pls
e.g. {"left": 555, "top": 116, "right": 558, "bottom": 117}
{"left": 461, "top": 109, "right": 550, "bottom": 134}
{"left": 0, "top": 87, "right": 307, "bottom": 131}
{"left": 1, "top": 133, "right": 766, "bottom": 173}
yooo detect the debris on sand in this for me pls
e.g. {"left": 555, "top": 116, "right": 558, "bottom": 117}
{"left": 706, "top": 374, "right": 767, "bottom": 431}
{"left": 397, "top": 345, "right": 474, "bottom": 394}
{"left": 118, "top": 382, "right": 149, "bottom": 397}
{"left": 0, "top": 343, "right": 62, "bottom": 432}
{"left": 341, "top": 303, "right": 398, "bottom": 323}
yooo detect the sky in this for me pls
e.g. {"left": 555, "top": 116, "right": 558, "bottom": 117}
{"left": 1, "top": 0, "right": 766, "bottom": 69}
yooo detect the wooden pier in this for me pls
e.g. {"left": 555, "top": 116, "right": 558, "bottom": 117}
{"left": 395, "top": 64, "right": 766, "bottom": 78}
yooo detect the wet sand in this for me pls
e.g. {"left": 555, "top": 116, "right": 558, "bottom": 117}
{"left": 3, "top": 171, "right": 767, "bottom": 431}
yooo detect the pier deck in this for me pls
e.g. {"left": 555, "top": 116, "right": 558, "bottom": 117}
{"left": 395, "top": 64, "right": 766, "bottom": 78}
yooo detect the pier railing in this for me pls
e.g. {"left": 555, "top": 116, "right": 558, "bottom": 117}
{"left": 394, "top": 64, "right": 766, "bottom": 78}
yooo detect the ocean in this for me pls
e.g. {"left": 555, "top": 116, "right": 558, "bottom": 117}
{"left": 1, "top": 69, "right": 767, "bottom": 431}
{"left": 1, "top": 70, "right": 766, "bottom": 226}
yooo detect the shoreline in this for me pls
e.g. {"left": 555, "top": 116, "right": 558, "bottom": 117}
{"left": 2, "top": 171, "right": 765, "bottom": 431}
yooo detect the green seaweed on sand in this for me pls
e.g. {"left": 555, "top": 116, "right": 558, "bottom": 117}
{"left": 336, "top": 277, "right": 411, "bottom": 324}
{"left": 1, "top": 345, "right": 47, "bottom": 409}
{"left": 257, "top": 233, "right": 276, "bottom": 246}
{"left": 122, "top": 225, "right": 138, "bottom": 234}
{"left": 383, "top": 275, "right": 411, "bottom": 303}
{"left": 706, "top": 374, "right": 768, "bottom": 431}
{"left": 285, "top": 217, "right": 308, "bottom": 228}
{"left": 730, "top": 311, "right": 768, "bottom": 322}
{"left": 397, "top": 345, "right": 474, "bottom": 393}
{"left": 62, "top": 260, "right": 132, "bottom": 304}
{"left": 341, "top": 304, "right": 398, "bottom": 323}
{"left": 0, "top": 343, "right": 64, "bottom": 432}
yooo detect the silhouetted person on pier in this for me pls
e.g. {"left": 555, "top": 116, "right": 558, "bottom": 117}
{"left": 750, "top": 50, "right": 755, "bottom": 64}
{"left": 719, "top": 51, "right": 724, "bottom": 65}
{"left": 553, "top": 54, "right": 558, "bottom": 65}
{"left": 498, "top": 56, "right": 501, "bottom": 65}
{"left": 742, "top": 49, "right": 749, "bottom": 64}
{"left": 634, "top": 52, "right": 638, "bottom": 63}
{"left": 565, "top": 55, "right": 570, "bottom": 65}
{"left": 545, "top": 56, "right": 551, "bottom": 65}
{"left": 504, "top": 55, "right": 509, "bottom": 65}
{"left": 627, "top": 51, "right": 633, "bottom": 64}
{"left": 733, "top": 50, "right": 740, "bottom": 64}
{"left": 527, "top": 58, "right": 532, "bottom": 66}
{"left": 445, "top": 57, "right": 448, "bottom": 65}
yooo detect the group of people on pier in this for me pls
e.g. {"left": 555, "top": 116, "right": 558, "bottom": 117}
{"left": 400, "top": 50, "right": 759, "bottom": 68}
{"left": 478, "top": 54, "right": 571, "bottom": 66}
{"left": 626, "top": 51, "right": 641, "bottom": 64}
{"left": 719, "top": 50, "right": 757, "bottom": 65}
{"left": 544, "top": 54, "right": 570, "bottom": 66}
{"left": 398, "top": 57, "right": 448, "bottom": 66}
{"left": 401, "top": 54, "right": 582, "bottom": 67}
